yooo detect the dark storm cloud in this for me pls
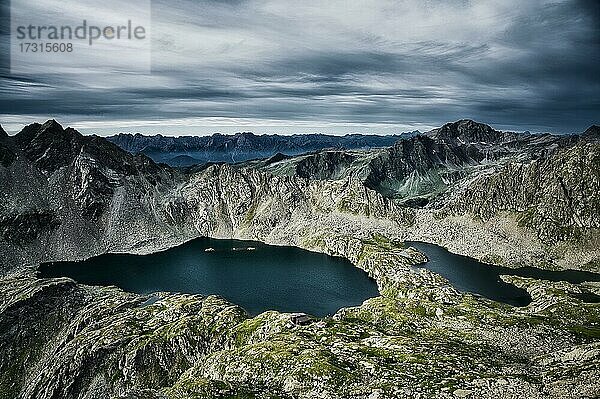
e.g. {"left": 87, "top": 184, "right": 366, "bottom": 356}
{"left": 0, "top": 0, "right": 598, "bottom": 134}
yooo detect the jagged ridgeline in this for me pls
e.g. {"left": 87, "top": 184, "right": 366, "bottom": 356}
{"left": 106, "top": 130, "right": 404, "bottom": 165}
{"left": 1, "top": 119, "right": 599, "bottom": 398}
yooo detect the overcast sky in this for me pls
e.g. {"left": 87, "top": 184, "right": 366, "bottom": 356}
{"left": 0, "top": 0, "right": 598, "bottom": 136}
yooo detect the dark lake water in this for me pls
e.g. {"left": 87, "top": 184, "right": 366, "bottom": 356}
{"left": 38, "top": 238, "right": 380, "bottom": 317}
{"left": 407, "top": 241, "right": 600, "bottom": 306}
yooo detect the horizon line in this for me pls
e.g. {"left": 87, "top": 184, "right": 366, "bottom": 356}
{"left": 1, "top": 116, "right": 596, "bottom": 137}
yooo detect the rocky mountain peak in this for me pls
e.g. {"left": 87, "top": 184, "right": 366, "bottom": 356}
{"left": 12, "top": 120, "right": 89, "bottom": 174}
{"left": 41, "top": 119, "right": 63, "bottom": 131}
{"left": 15, "top": 120, "right": 83, "bottom": 147}
{"left": 428, "top": 119, "right": 504, "bottom": 144}
{"left": 583, "top": 125, "right": 600, "bottom": 140}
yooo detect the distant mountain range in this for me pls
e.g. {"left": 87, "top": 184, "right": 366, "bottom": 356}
{"left": 106, "top": 132, "right": 412, "bottom": 166}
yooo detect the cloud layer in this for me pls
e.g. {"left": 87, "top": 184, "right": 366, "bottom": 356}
{"left": 1, "top": 0, "right": 599, "bottom": 135}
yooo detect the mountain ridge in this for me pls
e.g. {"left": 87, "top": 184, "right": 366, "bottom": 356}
{"left": 106, "top": 131, "right": 403, "bottom": 165}
{"left": 1, "top": 118, "right": 597, "bottom": 263}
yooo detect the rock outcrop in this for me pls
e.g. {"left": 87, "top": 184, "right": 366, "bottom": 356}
{"left": 445, "top": 142, "right": 600, "bottom": 244}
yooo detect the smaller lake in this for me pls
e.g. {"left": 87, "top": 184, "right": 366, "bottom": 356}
{"left": 408, "top": 241, "right": 600, "bottom": 306}
{"left": 38, "top": 238, "right": 380, "bottom": 317}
